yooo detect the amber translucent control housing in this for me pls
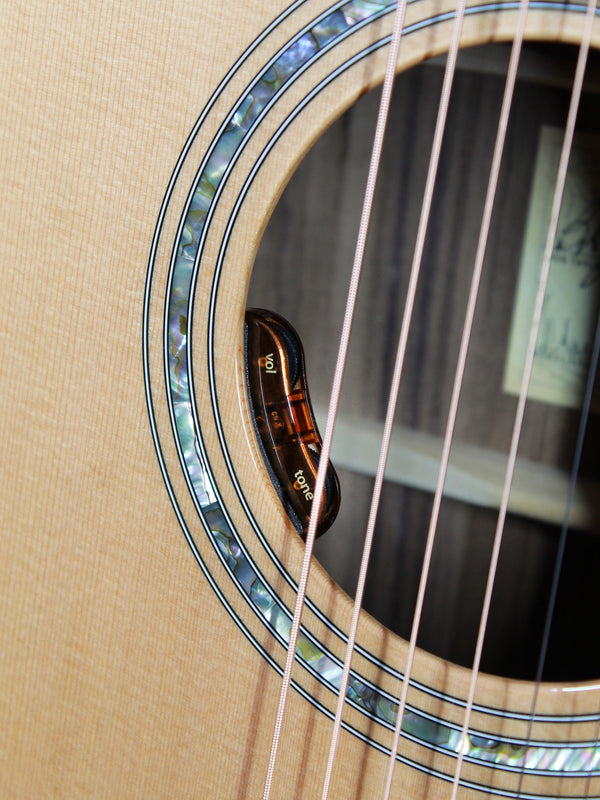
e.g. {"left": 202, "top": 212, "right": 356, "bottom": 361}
{"left": 245, "top": 308, "right": 340, "bottom": 538}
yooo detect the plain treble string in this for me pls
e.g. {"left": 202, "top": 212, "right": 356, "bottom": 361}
{"left": 450, "top": 0, "right": 597, "bottom": 796}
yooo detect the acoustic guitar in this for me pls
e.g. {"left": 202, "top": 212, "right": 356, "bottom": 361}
{"left": 1, "top": 1, "right": 599, "bottom": 798}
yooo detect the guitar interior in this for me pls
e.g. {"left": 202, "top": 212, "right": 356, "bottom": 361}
{"left": 248, "top": 42, "right": 600, "bottom": 682}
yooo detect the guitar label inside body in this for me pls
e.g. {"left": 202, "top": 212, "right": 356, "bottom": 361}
{"left": 504, "top": 125, "right": 600, "bottom": 410}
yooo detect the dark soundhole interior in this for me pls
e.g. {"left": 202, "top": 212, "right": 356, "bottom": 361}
{"left": 248, "top": 43, "right": 600, "bottom": 682}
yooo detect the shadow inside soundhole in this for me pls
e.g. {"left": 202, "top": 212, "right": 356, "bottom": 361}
{"left": 248, "top": 43, "right": 600, "bottom": 682}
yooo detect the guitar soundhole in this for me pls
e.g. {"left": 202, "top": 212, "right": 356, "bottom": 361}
{"left": 248, "top": 42, "right": 600, "bottom": 682}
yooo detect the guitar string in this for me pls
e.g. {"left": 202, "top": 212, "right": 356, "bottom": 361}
{"left": 515, "top": 296, "right": 600, "bottom": 799}
{"left": 324, "top": 0, "right": 597, "bottom": 794}
{"left": 450, "top": 0, "right": 598, "bottom": 795}
{"left": 261, "top": 1, "right": 410, "bottom": 796}
{"left": 264, "top": 0, "right": 597, "bottom": 796}
{"left": 320, "top": 0, "right": 474, "bottom": 795}
{"left": 381, "top": 0, "right": 529, "bottom": 796}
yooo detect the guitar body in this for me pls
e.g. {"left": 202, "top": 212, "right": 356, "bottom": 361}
{"left": 1, "top": 1, "right": 599, "bottom": 798}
